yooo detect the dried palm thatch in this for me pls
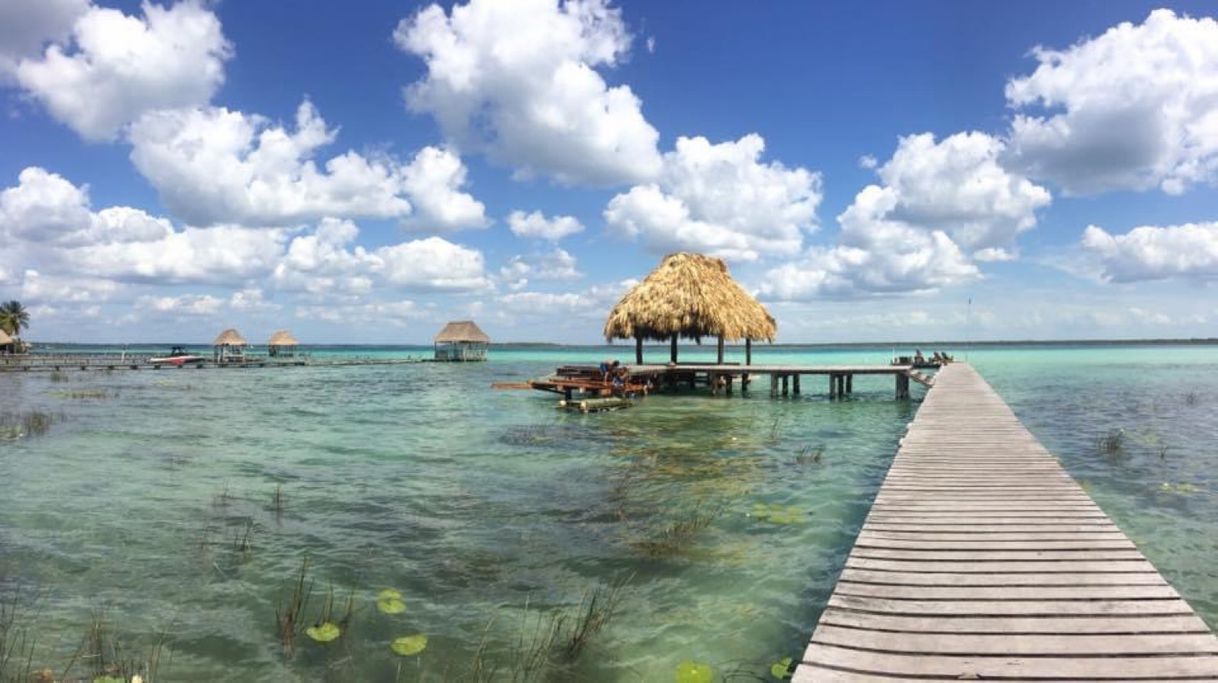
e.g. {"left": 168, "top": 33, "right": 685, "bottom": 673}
{"left": 268, "top": 330, "right": 299, "bottom": 346}
{"left": 212, "top": 328, "right": 248, "bottom": 346}
{"left": 0, "top": 328, "right": 11, "bottom": 345}
{"left": 434, "top": 320, "right": 490, "bottom": 344}
{"left": 603, "top": 253, "right": 776, "bottom": 343}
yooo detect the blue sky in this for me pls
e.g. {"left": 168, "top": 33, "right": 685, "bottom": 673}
{"left": 1, "top": 0, "right": 1216, "bottom": 344}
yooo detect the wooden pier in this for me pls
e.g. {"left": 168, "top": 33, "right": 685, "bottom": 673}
{"left": 0, "top": 355, "right": 427, "bottom": 373}
{"left": 794, "top": 363, "right": 1218, "bottom": 681}
{"left": 524, "top": 363, "right": 934, "bottom": 400}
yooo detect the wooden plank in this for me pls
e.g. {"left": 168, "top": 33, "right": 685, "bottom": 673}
{"left": 801, "top": 643, "right": 1218, "bottom": 679}
{"left": 811, "top": 625, "right": 1218, "bottom": 655}
{"left": 797, "top": 363, "right": 1218, "bottom": 681}
{"left": 817, "top": 609, "right": 1214, "bottom": 635}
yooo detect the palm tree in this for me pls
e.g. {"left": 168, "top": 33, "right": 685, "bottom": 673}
{"left": 0, "top": 300, "right": 30, "bottom": 337}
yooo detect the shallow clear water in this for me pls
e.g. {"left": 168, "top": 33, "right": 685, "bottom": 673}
{"left": 1, "top": 343, "right": 1215, "bottom": 681}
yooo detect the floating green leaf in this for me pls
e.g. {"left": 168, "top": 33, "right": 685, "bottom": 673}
{"left": 675, "top": 660, "right": 713, "bottom": 683}
{"left": 93, "top": 677, "right": 125, "bottom": 683}
{"left": 305, "top": 621, "right": 341, "bottom": 643}
{"left": 378, "top": 596, "right": 406, "bottom": 614}
{"left": 770, "top": 656, "right": 793, "bottom": 679}
{"left": 391, "top": 634, "right": 428, "bottom": 656}
{"left": 377, "top": 588, "right": 402, "bottom": 601}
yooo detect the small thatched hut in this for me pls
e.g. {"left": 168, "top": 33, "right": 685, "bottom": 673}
{"left": 0, "top": 328, "right": 14, "bottom": 355}
{"left": 604, "top": 252, "right": 776, "bottom": 364}
{"left": 267, "top": 330, "right": 299, "bottom": 357}
{"left": 212, "top": 328, "right": 248, "bottom": 362}
{"left": 434, "top": 320, "right": 490, "bottom": 361}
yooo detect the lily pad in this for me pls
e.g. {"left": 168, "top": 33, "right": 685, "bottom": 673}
{"left": 377, "top": 588, "right": 402, "bottom": 601}
{"left": 378, "top": 596, "right": 406, "bottom": 614}
{"left": 391, "top": 634, "right": 428, "bottom": 656}
{"left": 675, "top": 660, "right": 713, "bottom": 683}
{"left": 93, "top": 677, "right": 125, "bottom": 683}
{"left": 305, "top": 621, "right": 341, "bottom": 643}
{"left": 770, "top": 656, "right": 793, "bottom": 679}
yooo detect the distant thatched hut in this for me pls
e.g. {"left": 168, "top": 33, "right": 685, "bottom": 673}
{"left": 434, "top": 320, "right": 490, "bottom": 361}
{"left": 0, "top": 328, "right": 14, "bottom": 355}
{"left": 267, "top": 330, "right": 299, "bottom": 358}
{"left": 212, "top": 328, "right": 248, "bottom": 362}
{"left": 604, "top": 252, "right": 776, "bottom": 364}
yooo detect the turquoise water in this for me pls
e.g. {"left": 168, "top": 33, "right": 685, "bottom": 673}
{"left": 1, "top": 343, "right": 1215, "bottom": 681}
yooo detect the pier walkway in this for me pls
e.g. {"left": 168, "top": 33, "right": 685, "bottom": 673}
{"left": 795, "top": 363, "right": 1218, "bottom": 681}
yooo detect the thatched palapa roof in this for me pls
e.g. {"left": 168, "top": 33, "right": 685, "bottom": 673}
{"left": 604, "top": 252, "right": 776, "bottom": 342}
{"left": 434, "top": 320, "right": 490, "bottom": 344}
{"left": 0, "top": 329, "right": 11, "bottom": 345}
{"left": 268, "top": 330, "right": 299, "bottom": 346}
{"left": 213, "top": 328, "right": 248, "bottom": 346}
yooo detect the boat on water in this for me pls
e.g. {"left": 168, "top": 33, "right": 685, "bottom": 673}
{"left": 149, "top": 346, "right": 206, "bottom": 366}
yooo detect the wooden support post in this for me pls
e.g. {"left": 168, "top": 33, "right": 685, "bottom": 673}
{"left": 689, "top": 373, "right": 696, "bottom": 389}
{"left": 846, "top": 374, "right": 853, "bottom": 394}
{"left": 781, "top": 374, "right": 789, "bottom": 397}
{"left": 725, "top": 375, "right": 733, "bottom": 396}
{"left": 635, "top": 336, "right": 643, "bottom": 365}
{"left": 896, "top": 373, "right": 910, "bottom": 400}
{"left": 793, "top": 374, "right": 801, "bottom": 395}
{"left": 716, "top": 335, "right": 724, "bottom": 364}
{"left": 745, "top": 338, "right": 752, "bottom": 366}
{"left": 671, "top": 335, "right": 678, "bottom": 363}
{"left": 839, "top": 374, "right": 846, "bottom": 397}
{"left": 829, "top": 374, "right": 837, "bottom": 399}
{"left": 770, "top": 374, "right": 778, "bottom": 398}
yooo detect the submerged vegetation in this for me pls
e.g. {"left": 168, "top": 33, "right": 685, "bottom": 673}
{"left": 0, "top": 411, "right": 60, "bottom": 440}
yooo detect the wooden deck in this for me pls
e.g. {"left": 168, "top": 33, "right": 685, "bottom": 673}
{"left": 795, "top": 363, "right": 1218, "bottom": 681}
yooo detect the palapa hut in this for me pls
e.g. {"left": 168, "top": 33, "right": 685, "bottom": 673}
{"left": 603, "top": 252, "right": 776, "bottom": 364}
{"left": 267, "top": 329, "right": 299, "bottom": 358}
{"left": 434, "top": 320, "right": 490, "bottom": 361}
{"left": 212, "top": 328, "right": 248, "bottom": 362}
{"left": 0, "top": 328, "right": 14, "bottom": 355}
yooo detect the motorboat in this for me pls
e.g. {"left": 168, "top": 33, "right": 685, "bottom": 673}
{"left": 149, "top": 346, "right": 206, "bottom": 366}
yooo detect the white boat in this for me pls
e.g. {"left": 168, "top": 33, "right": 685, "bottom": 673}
{"left": 149, "top": 346, "right": 206, "bottom": 366}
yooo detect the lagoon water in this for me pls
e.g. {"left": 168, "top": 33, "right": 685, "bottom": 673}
{"left": 2, "top": 343, "right": 1216, "bottom": 681}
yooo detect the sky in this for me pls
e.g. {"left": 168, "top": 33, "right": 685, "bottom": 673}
{"left": 1, "top": 0, "right": 1217, "bottom": 344}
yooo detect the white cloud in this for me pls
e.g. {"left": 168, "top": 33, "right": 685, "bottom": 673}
{"left": 507, "top": 210, "right": 584, "bottom": 241}
{"left": 401, "top": 146, "right": 488, "bottom": 231}
{"left": 378, "top": 236, "right": 491, "bottom": 291}
{"left": 758, "top": 132, "right": 1048, "bottom": 299}
{"left": 395, "top": 0, "right": 662, "bottom": 185}
{"left": 19, "top": 269, "right": 119, "bottom": 303}
{"left": 605, "top": 133, "right": 822, "bottom": 261}
{"left": 296, "top": 299, "right": 422, "bottom": 326}
{"left": 1005, "top": 9, "right": 1218, "bottom": 195}
{"left": 0, "top": 167, "right": 171, "bottom": 246}
{"left": 496, "top": 277, "right": 634, "bottom": 318}
{"left": 137, "top": 293, "right": 223, "bottom": 316}
{"left": 229, "top": 287, "right": 280, "bottom": 312}
{"left": 128, "top": 101, "right": 422, "bottom": 227}
{"left": 1081, "top": 222, "right": 1218, "bottom": 283}
{"left": 0, "top": 0, "right": 88, "bottom": 83}
{"left": 14, "top": 0, "right": 231, "bottom": 141}
{"left": 69, "top": 224, "right": 287, "bottom": 284}
{"left": 498, "top": 247, "right": 580, "bottom": 290}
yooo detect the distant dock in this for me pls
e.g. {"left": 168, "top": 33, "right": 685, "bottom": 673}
{"left": 0, "top": 354, "right": 429, "bottom": 373}
{"left": 794, "top": 363, "right": 1218, "bottom": 680}
{"left": 521, "top": 363, "right": 935, "bottom": 400}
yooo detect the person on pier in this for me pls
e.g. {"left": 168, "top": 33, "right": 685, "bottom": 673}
{"left": 599, "top": 359, "right": 620, "bottom": 382}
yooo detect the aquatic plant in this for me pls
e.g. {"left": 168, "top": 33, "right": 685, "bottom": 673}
{"left": 70, "top": 612, "right": 164, "bottom": 683}
{"left": 274, "top": 558, "right": 313, "bottom": 654}
{"left": 53, "top": 389, "right": 113, "bottom": 400}
{"left": 305, "top": 584, "right": 354, "bottom": 646}
{"left": 794, "top": 446, "right": 823, "bottom": 466}
{"left": 231, "top": 519, "right": 255, "bottom": 558}
{"left": 0, "top": 410, "right": 59, "bottom": 439}
{"left": 271, "top": 485, "right": 285, "bottom": 517}
{"left": 390, "top": 634, "right": 427, "bottom": 656}
{"left": 1095, "top": 429, "right": 1125, "bottom": 456}
{"left": 305, "top": 622, "right": 340, "bottom": 643}
{"left": 0, "top": 590, "right": 37, "bottom": 683}
{"left": 377, "top": 589, "right": 406, "bottom": 615}
{"left": 675, "top": 660, "right": 713, "bottom": 683}
{"left": 630, "top": 505, "right": 722, "bottom": 557}
{"left": 555, "top": 577, "right": 629, "bottom": 659}
{"left": 750, "top": 503, "right": 805, "bottom": 525}
{"left": 770, "top": 655, "right": 794, "bottom": 679}
{"left": 49, "top": 370, "right": 68, "bottom": 383}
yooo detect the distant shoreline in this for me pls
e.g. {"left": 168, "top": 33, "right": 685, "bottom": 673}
{"left": 22, "top": 337, "right": 1218, "bottom": 349}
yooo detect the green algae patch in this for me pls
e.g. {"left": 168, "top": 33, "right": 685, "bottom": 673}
{"left": 377, "top": 588, "right": 406, "bottom": 613}
{"left": 750, "top": 503, "right": 805, "bottom": 525}
{"left": 305, "top": 622, "right": 341, "bottom": 643}
{"left": 771, "top": 656, "right": 794, "bottom": 679}
{"left": 675, "top": 660, "right": 713, "bottom": 683}
{"left": 391, "top": 634, "right": 428, "bottom": 656}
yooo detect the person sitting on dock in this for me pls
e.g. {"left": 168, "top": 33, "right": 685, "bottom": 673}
{"left": 931, "top": 351, "right": 944, "bottom": 364}
{"left": 914, "top": 349, "right": 925, "bottom": 364}
{"left": 611, "top": 364, "right": 629, "bottom": 393}
{"left": 599, "top": 359, "right": 619, "bottom": 382}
